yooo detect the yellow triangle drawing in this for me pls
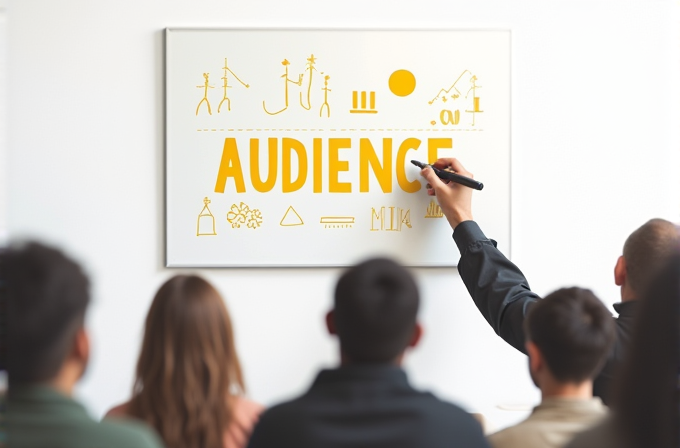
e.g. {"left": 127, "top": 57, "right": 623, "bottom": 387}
{"left": 280, "top": 206, "right": 304, "bottom": 226}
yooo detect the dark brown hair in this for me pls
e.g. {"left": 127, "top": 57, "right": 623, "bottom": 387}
{"left": 3, "top": 242, "right": 89, "bottom": 385}
{"left": 623, "top": 218, "right": 679, "bottom": 294}
{"left": 334, "top": 258, "right": 419, "bottom": 363}
{"left": 524, "top": 287, "right": 615, "bottom": 383}
{"left": 127, "top": 275, "right": 244, "bottom": 448}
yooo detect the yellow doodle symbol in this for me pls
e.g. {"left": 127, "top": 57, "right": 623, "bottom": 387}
{"left": 197, "top": 197, "right": 217, "bottom": 236}
{"left": 428, "top": 70, "right": 471, "bottom": 105}
{"left": 320, "top": 216, "right": 354, "bottom": 229}
{"left": 388, "top": 70, "right": 416, "bottom": 97}
{"left": 370, "top": 207, "right": 412, "bottom": 231}
{"left": 280, "top": 206, "right": 304, "bottom": 226}
{"left": 424, "top": 199, "right": 444, "bottom": 218}
{"left": 196, "top": 73, "right": 214, "bottom": 115}
{"left": 299, "top": 54, "right": 318, "bottom": 110}
{"left": 218, "top": 58, "right": 250, "bottom": 113}
{"left": 439, "top": 109, "right": 461, "bottom": 125}
{"left": 227, "top": 202, "right": 262, "bottom": 229}
{"left": 319, "top": 74, "right": 331, "bottom": 118}
{"left": 263, "top": 59, "right": 303, "bottom": 116}
{"left": 465, "top": 75, "right": 483, "bottom": 126}
{"left": 350, "top": 91, "right": 378, "bottom": 114}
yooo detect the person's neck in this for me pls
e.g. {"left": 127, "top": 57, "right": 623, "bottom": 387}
{"left": 46, "top": 364, "right": 81, "bottom": 397}
{"left": 339, "top": 350, "right": 403, "bottom": 367}
{"left": 620, "top": 284, "right": 637, "bottom": 302}
{"left": 540, "top": 380, "right": 592, "bottom": 401}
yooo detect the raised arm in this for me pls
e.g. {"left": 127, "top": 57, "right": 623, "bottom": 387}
{"left": 420, "top": 159, "right": 540, "bottom": 354}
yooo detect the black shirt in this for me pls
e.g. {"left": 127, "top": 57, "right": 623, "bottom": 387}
{"left": 247, "top": 364, "right": 489, "bottom": 448}
{"left": 453, "top": 220, "right": 637, "bottom": 405}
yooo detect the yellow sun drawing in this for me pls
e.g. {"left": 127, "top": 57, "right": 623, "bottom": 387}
{"left": 388, "top": 69, "right": 416, "bottom": 97}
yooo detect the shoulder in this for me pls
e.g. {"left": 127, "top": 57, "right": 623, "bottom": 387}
{"left": 407, "top": 392, "right": 487, "bottom": 439}
{"left": 487, "top": 423, "right": 526, "bottom": 448}
{"left": 104, "top": 401, "right": 131, "bottom": 419}
{"left": 565, "top": 419, "right": 617, "bottom": 448}
{"left": 230, "top": 396, "right": 265, "bottom": 434}
{"left": 90, "top": 418, "right": 164, "bottom": 448}
{"left": 233, "top": 396, "right": 264, "bottom": 418}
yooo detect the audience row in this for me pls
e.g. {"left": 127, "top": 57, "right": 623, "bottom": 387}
{"left": 4, "top": 157, "right": 679, "bottom": 448}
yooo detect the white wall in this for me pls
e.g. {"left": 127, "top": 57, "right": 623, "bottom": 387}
{"left": 6, "top": 0, "right": 680, "bottom": 432}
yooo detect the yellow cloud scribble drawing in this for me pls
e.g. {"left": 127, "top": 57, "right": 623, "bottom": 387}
{"left": 227, "top": 202, "right": 263, "bottom": 229}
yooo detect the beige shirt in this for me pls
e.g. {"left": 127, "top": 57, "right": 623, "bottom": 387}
{"left": 488, "top": 397, "right": 607, "bottom": 448}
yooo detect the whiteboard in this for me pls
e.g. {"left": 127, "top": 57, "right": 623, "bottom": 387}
{"left": 165, "top": 29, "right": 510, "bottom": 267}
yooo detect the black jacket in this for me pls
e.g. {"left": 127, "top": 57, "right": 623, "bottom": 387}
{"left": 453, "top": 220, "right": 638, "bottom": 405}
{"left": 246, "top": 365, "right": 490, "bottom": 448}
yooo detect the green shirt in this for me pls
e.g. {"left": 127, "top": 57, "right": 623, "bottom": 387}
{"left": 6, "top": 385, "right": 164, "bottom": 448}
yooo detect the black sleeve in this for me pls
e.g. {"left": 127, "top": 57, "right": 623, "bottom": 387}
{"left": 453, "top": 221, "right": 541, "bottom": 354}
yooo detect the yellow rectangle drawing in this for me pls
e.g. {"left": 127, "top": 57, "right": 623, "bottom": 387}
{"left": 320, "top": 217, "right": 355, "bottom": 224}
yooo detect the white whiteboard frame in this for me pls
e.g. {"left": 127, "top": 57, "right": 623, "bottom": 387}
{"left": 164, "top": 28, "right": 511, "bottom": 268}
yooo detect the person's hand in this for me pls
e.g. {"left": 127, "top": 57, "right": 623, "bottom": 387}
{"left": 420, "top": 158, "right": 474, "bottom": 230}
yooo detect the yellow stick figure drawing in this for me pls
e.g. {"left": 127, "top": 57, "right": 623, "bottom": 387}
{"left": 218, "top": 58, "right": 250, "bottom": 113}
{"left": 299, "top": 54, "right": 318, "bottom": 110}
{"left": 263, "top": 59, "right": 303, "bottom": 116}
{"left": 196, "top": 73, "right": 214, "bottom": 116}
{"left": 465, "top": 75, "right": 483, "bottom": 126}
{"left": 197, "top": 197, "right": 217, "bottom": 236}
{"left": 319, "top": 75, "right": 331, "bottom": 118}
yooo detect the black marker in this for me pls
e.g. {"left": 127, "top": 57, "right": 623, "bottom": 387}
{"left": 411, "top": 160, "right": 484, "bottom": 191}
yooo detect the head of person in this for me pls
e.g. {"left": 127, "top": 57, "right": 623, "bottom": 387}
{"left": 327, "top": 258, "right": 422, "bottom": 365}
{"left": 128, "top": 275, "right": 244, "bottom": 448}
{"left": 3, "top": 242, "right": 90, "bottom": 391}
{"left": 614, "top": 251, "right": 680, "bottom": 448}
{"left": 615, "top": 218, "right": 680, "bottom": 301}
{"left": 523, "top": 287, "right": 616, "bottom": 392}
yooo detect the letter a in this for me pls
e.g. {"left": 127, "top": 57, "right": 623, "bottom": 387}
{"left": 214, "top": 138, "right": 246, "bottom": 193}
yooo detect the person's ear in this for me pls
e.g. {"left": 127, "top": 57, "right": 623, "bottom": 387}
{"left": 614, "top": 256, "right": 627, "bottom": 286}
{"left": 72, "top": 327, "right": 90, "bottom": 377}
{"left": 326, "top": 310, "right": 337, "bottom": 336}
{"left": 408, "top": 322, "right": 423, "bottom": 348}
{"left": 526, "top": 340, "right": 543, "bottom": 374}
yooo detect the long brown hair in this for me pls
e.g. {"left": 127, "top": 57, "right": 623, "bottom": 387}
{"left": 127, "top": 275, "right": 245, "bottom": 448}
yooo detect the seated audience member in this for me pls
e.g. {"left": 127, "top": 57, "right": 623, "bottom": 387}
{"left": 420, "top": 158, "right": 680, "bottom": 404}
{"left": 3, "top": 242, "right": 163, "bottom": 448}
{"left": 246, "top": 258, "right": 490, "bottom": 448}
{"left": 106, "top": 275, "right": 262, "bottom": 448}
{"left": 488, "top": 287, "right": 615, "bottom": 448}
{"left": 567, "top": 251, "right": 680, "bottom": 448}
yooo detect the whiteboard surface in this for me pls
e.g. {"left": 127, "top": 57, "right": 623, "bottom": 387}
{"left": 166, "top": 29, "right": 510, "bottom": 267}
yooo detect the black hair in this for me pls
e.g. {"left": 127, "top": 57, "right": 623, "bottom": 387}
{"left": 2, "top": 242, "right": 90, "bottom": 384}
{"left": 333, "top": 258, "right": 419, "bottom": 363}
{"left": 524, "top": 287, "right": 615, "bottom": 383}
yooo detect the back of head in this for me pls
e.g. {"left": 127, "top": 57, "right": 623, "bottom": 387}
{"left": 2, "top": 242, "right": 89, "bottom": 385}
{"left": 623, "top": 218, "right": 680, "bottom": 295}
{"left": 334, "top": 258, "right": 419, "bottom": 364}
{"left": 128, "top": 274, "right": 243, "bottom": 448}
{"left": 524, "top": 287, "right": 615, "bottom": 383}
{"left": 615, "top": 252, "right": 680, "bottom": 448}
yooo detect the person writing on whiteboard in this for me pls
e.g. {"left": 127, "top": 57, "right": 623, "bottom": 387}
{"left": 419, "top": 158, "right": 680, "bottom": 405}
